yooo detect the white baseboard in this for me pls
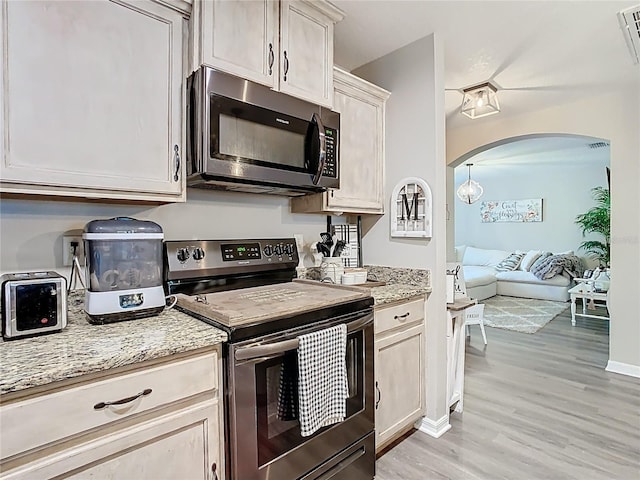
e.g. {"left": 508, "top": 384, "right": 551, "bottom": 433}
{"left": 606, "top": 360, "right": 640, "bottom": 378}
{"left": 418, "top": 414, "right": 451, "bottom": 438}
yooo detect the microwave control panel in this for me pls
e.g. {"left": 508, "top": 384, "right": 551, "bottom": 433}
{"left": 322, "top": 127, "right": 338, "bottom": 178}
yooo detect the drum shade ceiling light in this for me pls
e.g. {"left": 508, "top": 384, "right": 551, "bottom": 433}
{"left": 461, "top": 82, "right": 500, "bottom": 119}
{"left": 457, "top": 163, "right": 483, "bottom": 204}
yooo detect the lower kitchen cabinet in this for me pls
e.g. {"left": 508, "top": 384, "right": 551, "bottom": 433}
{"left": 0, "top": 347, "right": 224, "bottom": 480}
{"left": 374, "top": 297, "right": 426, "bottom": 453}
{"left": 0, "top": 0, "right": 187, "bottom": 202}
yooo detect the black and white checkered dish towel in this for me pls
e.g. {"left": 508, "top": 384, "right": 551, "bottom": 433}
{"left": 297, "top": 324, "right": 348, "bottom": 437}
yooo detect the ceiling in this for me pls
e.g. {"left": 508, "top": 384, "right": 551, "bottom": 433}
{"left": 331, "top": 0, "right": 637, "bottom": 165}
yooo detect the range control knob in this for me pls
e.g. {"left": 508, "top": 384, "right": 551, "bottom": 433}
{"left": 263, "top": 245, "right": 274, "bottom": 257}
{"left": 284, "top": 244, "right": 294, "bottom": 255}
{"left": 176, "top": 247, "right": 190, "bottom": 263}
{"left": 192, "top": 247, "right": 206, "bottom": 261}
{"left": 274, "top": 244, "right": 283, "bottom": 256}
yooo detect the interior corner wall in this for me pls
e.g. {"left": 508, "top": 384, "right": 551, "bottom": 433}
{"left": 446, "top": 87, "right": 640, "bottom": 374}
{"left": 354, "top": 34, "right": 449, "bottom": 430}
{"left": 454, "top": 162, "right": 609, "bottom": 257}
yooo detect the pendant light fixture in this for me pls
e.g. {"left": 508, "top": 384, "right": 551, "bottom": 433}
{"left": 456, "top": 163, "right": 484, "bottom": 204}
{"left": 460, "top": 82, "right": 500, "bottom": 119}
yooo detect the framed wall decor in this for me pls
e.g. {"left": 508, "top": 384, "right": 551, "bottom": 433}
{"left": 390, "top": 177, "right": 432, "bottom": 238}
{"left": 480, "top": 199, "right": 543, "bottom": 223}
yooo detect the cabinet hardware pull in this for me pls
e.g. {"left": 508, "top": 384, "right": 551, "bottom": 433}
{"left": 210, "top": 462, "right": 218, "bottom": 480}
{"left": 268, "top": 43, "right": 274, "bottom": 75}
{"left": 394, "top": 312, "right": 410, "bottom": 320}
{"left": 375, "top": 381, "right": 381, "bottom": 409}
{"left": 94, "top": 388, "right": 152, "bottom": 410}
{"left": 283, "top": 50, "right": 289, "bottom": 81}
{"left": 173, "top": 144, "right": 180, "bottom": 182}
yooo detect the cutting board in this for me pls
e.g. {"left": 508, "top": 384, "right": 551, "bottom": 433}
{"left": 176, "top": 280, "right": 371, "bottom": 327}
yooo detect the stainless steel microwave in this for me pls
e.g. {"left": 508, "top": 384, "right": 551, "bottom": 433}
{"left": 186, "top": 67, "right": 340, "bottom": 196}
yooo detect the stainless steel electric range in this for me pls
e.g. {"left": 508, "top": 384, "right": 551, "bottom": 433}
{"left": 164, "top": 239, "right": 375, "bottom": 480}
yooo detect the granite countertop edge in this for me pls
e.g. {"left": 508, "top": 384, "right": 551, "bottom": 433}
{"left": 2, "top": 265, "right": 430, "bottom": 396}
{"left": 0, "top": 292, "right": 227, "bottom": 396}
{"left": 370, "top": 284, "right": 431, "bottom": 306}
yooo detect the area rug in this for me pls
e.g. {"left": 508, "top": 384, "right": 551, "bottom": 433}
{"left": 481, "top": 295, "right": 569, "bottom": 334}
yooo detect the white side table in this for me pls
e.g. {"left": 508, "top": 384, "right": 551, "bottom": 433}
{"left": 567, "top": 283, "right": 609, "bottom": 326}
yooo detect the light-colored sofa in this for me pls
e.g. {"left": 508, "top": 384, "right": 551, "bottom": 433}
{"left": 456, "top": 245, "right": 572, "bottom": 302}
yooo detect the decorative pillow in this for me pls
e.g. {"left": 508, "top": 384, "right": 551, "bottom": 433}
{"left": 495, "top": 252, "right": 526, "bottom": 272}
{"left": 519, "top": 250, "right": 543, "bottom": 271}
{"left": 530, "top": 251, "right": 552, "bottom": 272}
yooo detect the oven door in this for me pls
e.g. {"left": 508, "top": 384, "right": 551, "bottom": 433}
{"left": 228, "top": 310, "right": 375, "bottom": 480}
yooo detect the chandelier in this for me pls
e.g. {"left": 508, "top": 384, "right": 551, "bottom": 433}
{"left": 460, "top": 82, "right": 500, "bottom": 119}
{"left": 456, "top": 164, "right": 484, "bottom": 204}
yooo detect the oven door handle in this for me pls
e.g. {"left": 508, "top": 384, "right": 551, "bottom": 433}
{"left": 234, "top": 313, "right": 373, "bottom": 362}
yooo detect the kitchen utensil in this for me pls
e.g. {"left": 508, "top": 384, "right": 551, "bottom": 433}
{"left": 316, "top": 242, "right": 330, "bottom": 257}
{"left": 320, "top": 232, "right": 333, "bottom": 246}
{"left": 332, "top": 240, "right": 346, "bottom": 257}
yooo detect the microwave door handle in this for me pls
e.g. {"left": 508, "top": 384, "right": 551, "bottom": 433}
{"left": 234, "top": 312, "right": 373, "bottom": 362}
{"left": 311, "top": 112, "right": 326, "bottom": 185}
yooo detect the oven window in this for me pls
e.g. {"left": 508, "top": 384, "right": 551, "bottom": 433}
{"left": 255, "top": 332, "right": 364, "bottom": 467}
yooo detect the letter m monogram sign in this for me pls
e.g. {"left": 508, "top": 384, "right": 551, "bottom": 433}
{"left": 390, "top": 177, "right": 432, "bottom": 238}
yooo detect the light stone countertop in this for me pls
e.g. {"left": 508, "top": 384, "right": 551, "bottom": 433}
{"left": 0, "top": 291, "right": 227, "bottom": 396}
{"left": 296, "top": 265, "right": 431, "bottom": 306}
{"left": 1, "top": 266, "right": 430, "bottom": 396}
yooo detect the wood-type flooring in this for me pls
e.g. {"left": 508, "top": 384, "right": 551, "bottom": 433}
{"left": 376, "top": 306, "right": 640, "bottom": 480}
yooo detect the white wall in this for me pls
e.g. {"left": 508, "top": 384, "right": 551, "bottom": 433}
{"left": 354, "top": 34, "right": 450, "bottom": 435}
{"left": 454, "top": 162, "right": 609, "bottom": 257}
{"left": 447, "top": 87, "right": 640, "bottom": 375}
{"left": 0, "top": 189, "right": 332, "bottom": 274}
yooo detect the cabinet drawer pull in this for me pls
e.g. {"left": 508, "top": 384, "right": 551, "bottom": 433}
{"left": 173, "top": 144, "right": 181, "bottom": 182}
{"left": 375, "top": 381, "right": 381, "bottom": 409}
{"left": 268, "top": 43, "right": 274, "bottom": 75}
{"left": 93, "top": 388, "right": 152, "bottom": 410}
{"left": 283, "top": 50, "right": 289, "bottom": 81}
{"left": 210, "top": 462, "right": 218, "bottom": 480}
{"left": 394, "top": 312, "right": 410, "bottom": 321}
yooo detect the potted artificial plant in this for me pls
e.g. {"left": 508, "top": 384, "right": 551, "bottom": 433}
{"left": 574, "top": 186, "right": 610, "bottom": 267}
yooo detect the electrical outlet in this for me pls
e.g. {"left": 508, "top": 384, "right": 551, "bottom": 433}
{"left": 62, "top": 235, "right": 84, "bottom": 267}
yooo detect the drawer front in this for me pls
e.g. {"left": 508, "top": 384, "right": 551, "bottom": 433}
{"left": 1, "top": 351, "right": 218, "bottom": 460}
{"left": 375, "top": 298, "right": 424, "bottom": 334}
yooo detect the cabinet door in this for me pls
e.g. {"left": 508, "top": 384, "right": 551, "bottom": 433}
{"left": 279, "top": 1, "right": 333, "bottom": 107}
{"left": 199, "top": 0, "right": 278, "bottom": 88}
{"left": 0, "top": 0, "right": 184, "bottom": 201}
{"left": 329, "top": 80, "right": 386, "bottom": 213}
{"left": 2, "top": 401, "right": 222, "bottom": 480}
{"left": 375, "top": 323, "right": 425, "bottom": 451}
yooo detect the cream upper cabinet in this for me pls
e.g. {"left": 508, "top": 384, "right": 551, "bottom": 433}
{"left": 290, "top": 67, "right": 389, "bottom": 214}
{"left": 0, "top": 349, "right": 225, "bottom": 480}
{"left": 374, "top": 298, "right": 426, "bottom": 452}
{"left": 0, "top": 0, "right": 186, "bottom": 202}
{"left": 191, "top": 0, "right": 343, "bottom": 108}
{"left": 194, "top": 0, "right": 278, "bottom": 87}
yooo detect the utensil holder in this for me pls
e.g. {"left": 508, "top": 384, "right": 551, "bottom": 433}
{"left": 320, "top": 257, "right": 344, "bottom": 284}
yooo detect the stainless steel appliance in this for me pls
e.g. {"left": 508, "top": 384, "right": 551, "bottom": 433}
{"left": 186, "top": 67, "right": 340, "bottom": 196}
{"left": 165, "top": 239, "right": 375, "bottom": 480}
{"left": 1, "top": 271, "right": 67, "bottom": 339}
{"left": 83, "top": 217, "right": 165, "bottom": 324}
